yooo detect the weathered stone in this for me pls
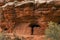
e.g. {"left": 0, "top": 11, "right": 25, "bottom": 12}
{"left": 0, "top": 1, "right": 60, "bottom": 36}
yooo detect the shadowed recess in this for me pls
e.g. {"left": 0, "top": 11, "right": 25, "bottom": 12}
{"left": 29, "top": 23, "right": 40, "bottom": 35}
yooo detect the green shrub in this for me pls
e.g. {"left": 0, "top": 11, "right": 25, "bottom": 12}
{"left": 0, "top": 32, "right": 12, "bottom": 40}
{"left": 45, "top": 21, "right": 60, "bottom": 40}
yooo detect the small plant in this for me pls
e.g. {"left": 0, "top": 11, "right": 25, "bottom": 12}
{"left": 0, "top": 32, "right": 5, "bottom": 40}
{"left": 0, "top": 32, "right": 12, "bottom": 40}
{"left": 45, "top": 21, "right": 60, "bottom": 40}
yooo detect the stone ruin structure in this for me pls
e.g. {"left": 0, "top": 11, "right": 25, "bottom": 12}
{"left": 0, "top": 0, "right": 60, "bottom": 40}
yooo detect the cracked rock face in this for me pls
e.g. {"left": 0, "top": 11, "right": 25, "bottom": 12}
{"left": 0, "top": 1, "right": 60, "bottom": 36}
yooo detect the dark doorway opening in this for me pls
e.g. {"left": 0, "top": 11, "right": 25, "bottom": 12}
{"left": 4, "top": 28, "right": 8, "bottom": 31}
{"left": 29, "top": 23, "right": 40, "bottom": 35}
